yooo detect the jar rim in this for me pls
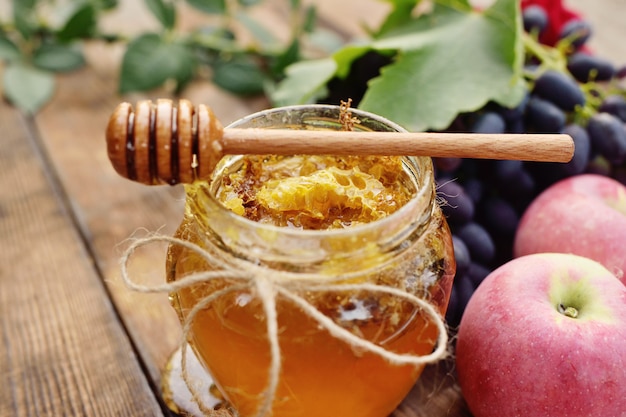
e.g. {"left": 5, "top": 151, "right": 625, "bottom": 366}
{"left": 191, "top": 104, "right": 435, "bottom": 241}
{"left": 198, "top": 162, "right": 432, "bottom": 238}
{"left": 230, "top": 104, "right": 406, "bottom": 132}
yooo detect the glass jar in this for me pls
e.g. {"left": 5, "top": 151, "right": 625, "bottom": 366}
{"left": 167, "top": 105, "right": 455, "bottom": 417}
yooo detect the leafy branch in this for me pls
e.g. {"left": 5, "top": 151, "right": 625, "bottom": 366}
{"left": 0, "top": 0, "right": 120, "bottom": 113}
{"left": 0, "top": 0, "right": 337, "bottom": 114}
{"left": 0, "top": 0, "right": 526, "bottom": 135}
{"left": 272, "top": 0, "right": 526, "bottom": 132}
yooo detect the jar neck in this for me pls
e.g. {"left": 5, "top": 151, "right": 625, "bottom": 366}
{"left": 182, "top": 104, "right": 437, "bottom": 274}
{"left": 184, "top": 155, "right": 436, "bottom": 274}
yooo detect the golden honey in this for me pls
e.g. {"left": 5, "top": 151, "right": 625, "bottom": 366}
{"left": 167, "top": 105, "right": 455, "bottom": 417}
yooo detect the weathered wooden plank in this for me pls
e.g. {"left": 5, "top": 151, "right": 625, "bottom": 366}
{"left": 0, "top": 103, "right": 166, "bottom": 416}
{"left": 32, "top": 61, "right": 269, "bottom": 386}
{"left": 25, "top": 0, "right": 626, "bottom": 416}
{"left": 28, "top": 0, "right": 271, "bottom": 383}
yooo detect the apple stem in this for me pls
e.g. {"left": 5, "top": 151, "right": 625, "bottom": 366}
{"left": 558, "top": 303, "right": 579, "bottom": 318}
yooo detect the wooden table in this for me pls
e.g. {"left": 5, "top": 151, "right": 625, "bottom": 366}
{"left": 1, "top": 1, "right": 623, "bottom": 416}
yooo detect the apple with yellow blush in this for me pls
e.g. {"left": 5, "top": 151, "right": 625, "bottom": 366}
{"left": 456, "top": 253, "right": 626, "bottom": 417}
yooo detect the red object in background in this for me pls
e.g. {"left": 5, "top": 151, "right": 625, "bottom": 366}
{"left": 522, "top": 0, "right": 582, "bottom": 46}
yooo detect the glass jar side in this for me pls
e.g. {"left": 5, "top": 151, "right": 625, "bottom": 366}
{"left": 166, "top": 105, "right": 455, "bottom": 417}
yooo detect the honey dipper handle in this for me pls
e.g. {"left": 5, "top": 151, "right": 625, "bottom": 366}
{"left": 221, "top": 129, "right": 575, "bottom": 163}
{"left": 106, "top": 99, "right": 574, "bottom": 186}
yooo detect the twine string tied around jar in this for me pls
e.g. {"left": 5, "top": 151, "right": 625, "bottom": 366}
{"left": 119, "top": 233, "right": 449, "bottom": 417}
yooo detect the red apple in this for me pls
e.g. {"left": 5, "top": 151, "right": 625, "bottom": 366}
{"left": 514, "top": 173, "right": 626, "bottom": 284}
{"left": 456, "top": 253, "right": 626, "bottom": 417}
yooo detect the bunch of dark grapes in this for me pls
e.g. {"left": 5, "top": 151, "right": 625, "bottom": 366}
{"left": 440, "top": 5, "right": 626, "bottom": 327}
{"left": 319, "top": 4, "right": 625, "bottom": 328}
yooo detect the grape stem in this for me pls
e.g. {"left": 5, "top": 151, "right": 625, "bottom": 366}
{"left": 522, "top": 32, "right": 568, "bottom": 75}
{"left": 522, "top": 32, "right": 610, "bottom": 127}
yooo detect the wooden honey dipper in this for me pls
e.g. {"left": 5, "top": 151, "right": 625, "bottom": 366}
{"left": 106, "top": 98, "right": 575, "bottom": 185}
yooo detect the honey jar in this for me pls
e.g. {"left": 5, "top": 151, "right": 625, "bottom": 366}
{"left": 166, "top": 105, "right": 455, "bottom": 417}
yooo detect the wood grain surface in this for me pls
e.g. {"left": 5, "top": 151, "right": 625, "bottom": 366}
{"left": 0, "top": 102, "right": 166, "bottom": 416}
{"left": 1, "top": 1, "right": 624, "bottom": 416}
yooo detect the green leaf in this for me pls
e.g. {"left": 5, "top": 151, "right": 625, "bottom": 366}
{"left": 270, "top": 38, "right": 300, "bottom": 78}
{"left": 57, "top": 3, "right": 97, "bottom": 42}
{"left": 119, "top": 33, "right": 195, "bottom": 93}
{"left": 33, "top": 43, "right": 86, "bottom": 72}
{"left": 272, "top": 0, "right": 524, "bottom": 130}
{"left": 0, "top": 36, "right": 21, "bottom": 62}
{"left": 306, "top": 28, "right": 345, "bottom": 54}
{"left": 375, "top": 0, "right": 420, "bottom": 37}
{"left": 212, "top": 56, "right": 266, "bottom": 96}
{"left": 270, "top": 58, "right": 336, "bottom": 106}
{"left": 144, "top": 0, "right": 176, "bottom": 30}
{"left": 236, "top": 11, "right": 277, "bottom": 48}
{"left": 17, "top": 0, "right": 37, "bottom": 8}
{"left": 3, "top": 63, "right": 55, "bottom": 114}
{"left": 357, "top": 0, "right": 525, "bottom": 131}
{"left": 238, "top": 0, "right": 261, "bottom": 6}
{"left": 95, "top": 0, "right": 119, "bottom": 10}
{"left": 332, "top": 45, "right": 371, "bottom": 78}
{"left": 191, "top": 25, "right": 237, "bottom": 56}
{"left": 185, "top": 0, "right": 226, "bottom": 14}
{"left": 13, "top": 0, "right": 37, "bottom": 39}
{"left": 302, "top": 5, "right": 317, "bottom": 33}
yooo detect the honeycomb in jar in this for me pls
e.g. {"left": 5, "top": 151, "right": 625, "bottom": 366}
{"left": 215, "top": 154, "right": 414, "bottom": 229}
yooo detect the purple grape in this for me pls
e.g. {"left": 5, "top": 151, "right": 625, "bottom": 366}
{"left": 452, "top": 235, "right": 471, "bottom": 276}
{"left": 494, "top": 160, "right": 535, "bottom": 194}
{"left": 454, "top": 275, "right": 475, "bottom": 320}
{"left": 585, "top": 155, "right": 612, "bottom": 176}
{"left": 456, "top": 222, "right": 496, "bottom": 265}
{"left": 434, "top": 157, "right": 463, "bottom": 173}
{"left": 509, "top": 168, "right": 536, "bottom": 200}
{"left": 612, "top": 166, "right": 626, "bottom": 186}
{"left": 466, "top": 262, "right": 491, "bottom": 289}
{"left": 480, "top": 197, "right": 519, "bottom": 237}
{"left": 500, "top": 93, "right": 529, "bottom": 122}
{"left": 506, "top": 117, "right": 526, "bottom": 134}
{"left": 559, "top": 19, "right": 592, "bottom": 49}
{"left": 445, "top": 285, "right": 460, "bottom": 326}
{"left": 463, "top": 178, "right": 484, "bottom": 205}
{"left": 567, "top": 52, "right": 615, "bottom": 82}
{"left": 437, "top": 180, "right": 475, "bottom": 225}
{"left": 587, "top": 112, "right": 626, "bottom": 165}
{"left": 446, "top": 275, "right": 475, "bottom": 327}
{"left": 471, "top": 111, "right": 506, "bottom": 134}
{"left": 523, "top": 5, "right": 548, "bottom": 35}
{"left": 527, "top": 123, "right": 591, "bottom": 188}
{"left": 532, "top": 70, "right": 585, "bottom": 112}
{"left": 493, "top": 159, "right": 523, "bottom": 180}
{"left": 599, "top": 95, "right": 626, "bottom": 122}
{"left": 560, "top": 124, "right": 591, "bottom": 176}
{"left": 491, "top": 160, "right": 536, "bottom": 208}
{"left": 525, "top": 96, "right": 566, "bottom": 133}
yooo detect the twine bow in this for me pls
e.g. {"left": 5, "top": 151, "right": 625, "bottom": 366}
{"left": 120, "top": 234, "right": 449, "bottom": 417}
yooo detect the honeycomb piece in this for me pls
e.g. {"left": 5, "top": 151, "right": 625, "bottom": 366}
{"left": 216, "top": 155, "right": 413, "bottom": 229}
